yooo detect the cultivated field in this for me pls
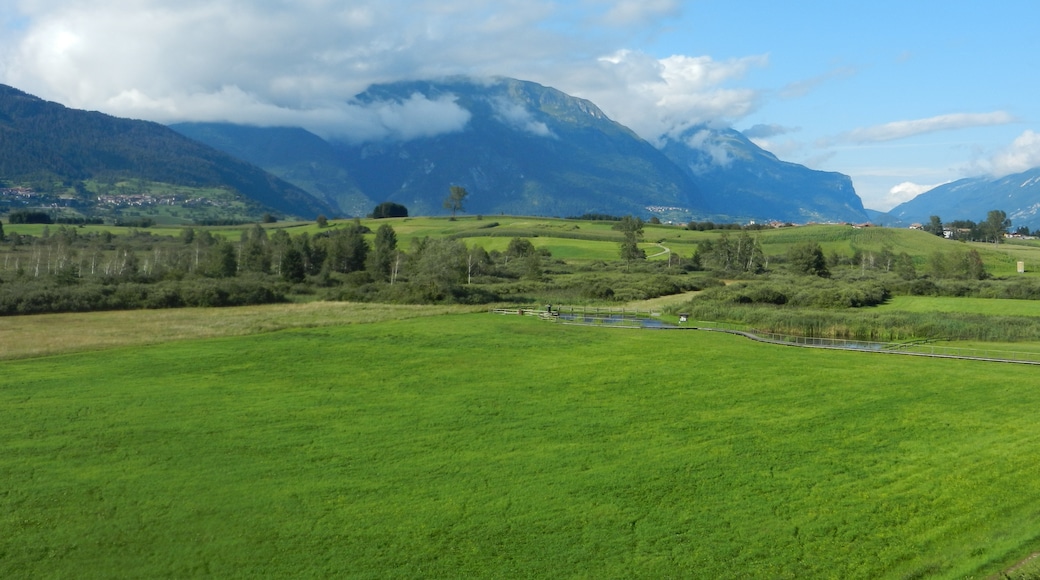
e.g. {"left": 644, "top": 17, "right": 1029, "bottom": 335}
{"left": 2, "top": 308, "right": 1040, "bottom": 578}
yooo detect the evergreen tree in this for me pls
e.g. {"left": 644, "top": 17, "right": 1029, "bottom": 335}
{"left": 367, "top": 224, "right": 398, "bottom": 281}
{"left": 924, "top": 215, "right": 944, "bottom": 237}
{"left": 281, "top": 246, "right": 306, "bottom": 283}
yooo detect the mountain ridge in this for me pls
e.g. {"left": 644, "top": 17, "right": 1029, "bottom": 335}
{"left": 887, "top": 167, "right": 1040, "bottom": 230}
{"left": 175, "top": 77, "right": 871, "bottom": 223}
{"left": 0, "top": 84, "right": 335, "bottom": 219}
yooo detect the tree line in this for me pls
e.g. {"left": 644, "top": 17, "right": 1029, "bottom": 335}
{"left": 921, "top": 210, "right": 1015, "bottom": 242}
{"left": 0, "top": 217, "right": 599, "bottom": 314}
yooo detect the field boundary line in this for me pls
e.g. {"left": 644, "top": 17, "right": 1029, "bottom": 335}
{"left": 491, "top": 306, "right": 1040, "bottom": 365}
{"left": 690, "top": 326, "right": 1040, "bottom": 366}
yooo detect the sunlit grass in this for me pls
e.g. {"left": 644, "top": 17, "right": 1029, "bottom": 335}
{"left": 2, "top": 314, "right": 1040, "bottom": 578}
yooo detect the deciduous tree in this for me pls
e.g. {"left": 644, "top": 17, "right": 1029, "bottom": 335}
{"left": 444, "top": 185, "right": 468, "bottom": 219}
{"left": 787, "top": 241, "right": 829, "bottom": 277}
{"left": 371, "top": 202, "right": 408, "bottom": 219}
{"left": 239, "top": 224, "right": 271, "bottom": 274}
{"left": 982, "top": 210, "right": 1011, "bottom": 245}
{"left": 409, "top": 237, "right": 467, "bottom": 299}
{"left": 505, "top": 238, "right": 536, "bottom": 261}
{"left": 895, "top": 252, "right": 917, "bottom": 280}
{"left": 615, "top": 215, "right": 645, "bottom": 265}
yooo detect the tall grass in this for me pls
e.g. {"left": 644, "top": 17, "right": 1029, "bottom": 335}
{"left": 0, "top": 301, "right": 483, "bottom": 360}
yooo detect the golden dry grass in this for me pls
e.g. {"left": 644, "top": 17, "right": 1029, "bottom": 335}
{"left": 0, "top": 302, "right": 484, "bottom": 361}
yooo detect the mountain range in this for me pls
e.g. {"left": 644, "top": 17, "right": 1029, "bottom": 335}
{"left": 13, "top": 76, "right": 1038, "bottom": 227}
{"left": 886, "top": 167, "right": 1040, "bottom": 230}
{"left": 173, "top": 77, "right": 871, "bottom": 223}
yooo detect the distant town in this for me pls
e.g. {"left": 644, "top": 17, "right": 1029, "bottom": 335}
{"left": 1, "top": 187, "right": 229, "bottom": 212}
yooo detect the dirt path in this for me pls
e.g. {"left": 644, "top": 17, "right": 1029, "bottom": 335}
{"left": 646, "top": 243, "right": 671, "bottom": 259}
{"left": 990, "top": 551, "right": 1040, "bottom": 579}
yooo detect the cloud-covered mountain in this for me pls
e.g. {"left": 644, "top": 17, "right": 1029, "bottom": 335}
{"left": 175, "top": 77, "right": 870, "bottom": 223}
{"left": 887, "top": 167, "right": 1040, "bottom": 230}
{"left": 179, "top": 77, "right": 702, "bottom": 218}
{"left": 0, "top": 84, "right": 335, "bottom": 219}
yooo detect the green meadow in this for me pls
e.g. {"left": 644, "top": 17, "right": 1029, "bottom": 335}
{"left": 3, "top": 311, "right": 1040, "bottom": 578}
{"left": 878, "top": 295, "right": 1040, "bottom": 317}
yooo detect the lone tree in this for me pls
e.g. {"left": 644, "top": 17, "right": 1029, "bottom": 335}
{"left": 444, "top": 185, "right": 468, "bottom": 220}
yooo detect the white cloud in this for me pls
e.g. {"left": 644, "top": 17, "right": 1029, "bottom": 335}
{"left": 835, "top": 111, "right": 1016, "bottom": 144}
{"left": 103, "top": 85, "right": 471, "bottom": 142}
{"left": 989, "top": 130, "right": 1040, "bottom": 177}
{"left": 358, "top": 93, "right": 473, "bottom": 141}
{"left": 490, "top": 96, "right": 554, "bottom": 138}
{"left": 748, "top": 137, "right": 804, "bottom": 160}
{"left": 743, "top": 123, "right": 795, "bottom": 139}
{"left": 559, "top": 50, "right": 766, "bottom": 143}
{"left": 0, "top": 0, "right": 764, "bottom": 145}
{"left": 885, "top": 181, "right": 942, "bottom": 207}
{"left": 0, "top": 1, "right": 576, "bottom": 130}
{"left": 683, "top": 129, "right": 733, "bottom": 173}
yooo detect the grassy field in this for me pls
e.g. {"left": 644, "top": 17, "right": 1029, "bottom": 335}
{"left": 877, "top": 295, "right": 1040, "bottom": 317}
{"left": 3, "top": 310, "right": 1040, "bottom": 578}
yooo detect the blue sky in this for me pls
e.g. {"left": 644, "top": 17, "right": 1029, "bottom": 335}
{"left": 2, "top": 0, "right": 1038, "bottom": 211}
